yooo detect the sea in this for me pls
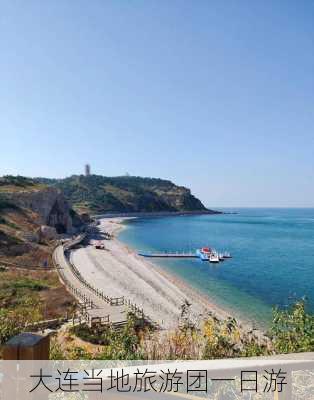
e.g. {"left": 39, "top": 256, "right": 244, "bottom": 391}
{"left": 118, "top": 208, "right": 314, "bottom": 328}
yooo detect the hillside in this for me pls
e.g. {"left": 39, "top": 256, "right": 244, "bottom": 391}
{"left": 0, "top": 176, "right": 78, "bottom": 333}
{"left": 36, "top": 175, "right": 216, "bottom": 215}
{"left": 0, "top": 176, "right": 82, "bottom": 257}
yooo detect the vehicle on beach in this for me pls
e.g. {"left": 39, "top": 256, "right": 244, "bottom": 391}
{"left": 94, "top": 241, "right": 106, "bottom": 250}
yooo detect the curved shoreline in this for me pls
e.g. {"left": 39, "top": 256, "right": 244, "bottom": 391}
{"left": 93, "top": 210, "right": 222, "bottom": 219}
{"left": 107, "top": 217, "right": 264, "bottom": 331}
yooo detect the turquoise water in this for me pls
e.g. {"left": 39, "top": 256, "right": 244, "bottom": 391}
{"left": 118, "top": 209, "right": 314, "bottom": 327}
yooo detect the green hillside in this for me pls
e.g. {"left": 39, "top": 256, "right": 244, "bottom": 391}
{"left": 36, "top": 175, "right": 214, "bottom": 214}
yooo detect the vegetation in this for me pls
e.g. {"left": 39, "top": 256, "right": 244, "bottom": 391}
{"left": 35, "top": 174, "right": 210, "bottom": 214}
{"left": 0, "top": 215, "right": 19, "bottom": 230}
{"left": 0, "top": 268, "right": 74, "bottom": 353}
{"left": 270, "top": 299, "right": 314, "bottom": 353}
{"left": 70, "top": 317, "right": 144, "bottom": 359}
{"left": 0, "top": 198, "right": 18, "bottom": 211}
{"left": 48, "top": 299, "right": 314, "bottom": 360}
{"left": 0, "top": 230, "right": 22, "bottom": 247}
{"left": 0, "top": 287, "right": 313, "bottom": 359}
{"left": 0, "top": 271, "right": 44, "bottom": 344}
{"left": 0, "top": 176, "right": 44, "bottom": 195}
{"left": 0, "top": 300, "right": 42, "bottom": 344}
{"left": 0, "top": 175, "right": 37, "bottom": 188}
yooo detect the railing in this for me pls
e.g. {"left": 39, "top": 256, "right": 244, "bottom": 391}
{"left": 110, "top": 297, "right": 125, "bottom": 306}
{"left": 56, "top": 262, "right": 95, "bottom": 309}
{"left": 65, "top": 234, "right": 155, "bottom": 324}
{"left": 86, "top": 315, "right": 110, "bottom": 326}
{"left": 54, "top": 232, "right": 157, "bottom": 328}
{"left": 25, "top": 316, "right": 68, "bottom": 331}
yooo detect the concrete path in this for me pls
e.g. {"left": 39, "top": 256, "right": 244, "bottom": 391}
{"left": 53, "top": 245, "right": 128, "bottom": 326}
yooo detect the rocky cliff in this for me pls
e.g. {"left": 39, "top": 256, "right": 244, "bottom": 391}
{"left": 0, "top": 177, "right": 80, "bottom": 241}
{"left": 36, "top": 175, "right": 217, "bottom": 215}
{"left": 2, "top": 185, "right": 74, "bottom": 234}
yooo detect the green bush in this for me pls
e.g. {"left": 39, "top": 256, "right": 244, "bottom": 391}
{"left": 0, "top": 175, "right": 35, "bottom": 187}
{"left": 2, "top": 278, "right": 48, "bottom": 292}
{"left": 71, "top": 316, "right": 144, "bottom": 360}
{"left": 66, "top": 300, "right": 314, "bottom": 360}
{"left": 270, "top": 299, "right": 314, "bottom": 353}
{"left": 0, "top": 299, "right": 42, "bottom": 344}
{"left": 0, "top": 199, "right": 18, "bottom": 211}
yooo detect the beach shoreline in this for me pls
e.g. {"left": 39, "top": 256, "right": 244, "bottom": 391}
{"left": 90, "top": 217, "right": 260, "bottom": 331}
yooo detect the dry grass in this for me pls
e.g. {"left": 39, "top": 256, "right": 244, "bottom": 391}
{"left": 51, "top": 327, "right": 106, "bottom": 359}
{"left": 0, "top": 267, "right": 75, "bottom": 319}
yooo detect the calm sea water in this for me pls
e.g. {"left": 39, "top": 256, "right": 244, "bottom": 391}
{"left": 118, "top": 209, "right": 314, "bottom": 327}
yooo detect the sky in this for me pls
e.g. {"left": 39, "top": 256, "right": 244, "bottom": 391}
{"left": 1, "top": 1, "right": 314, "bottom": 207}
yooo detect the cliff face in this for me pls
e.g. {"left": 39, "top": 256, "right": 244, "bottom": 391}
{"left": 0, "top": 177, "right": 81, "bottom": 236}
{"left": 2, "top": 186, "right": 73, "bottom": 233}
{"left": 36, "top": 175, "right": 214, "bottom": 215}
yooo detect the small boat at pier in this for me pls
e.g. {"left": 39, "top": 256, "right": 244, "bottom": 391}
{"left": 196, "top": 247, "right": 232, "bottom": 263}
{"left": 209, "top": 252, "right": 220, "bottom": 263}
{"left": 139, "top": 247, "right": 232, "bottom": 263}
{"left": 195, "top": 249, "right": 209, "bottom": 260}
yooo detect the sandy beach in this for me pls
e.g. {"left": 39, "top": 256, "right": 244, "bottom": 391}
{"left": 70, "top": 218, "right": 234, "bottom": 329}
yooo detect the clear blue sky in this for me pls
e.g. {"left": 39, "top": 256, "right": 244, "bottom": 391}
{"left": 1, "top": 1, "right": 314, "bottom": 207}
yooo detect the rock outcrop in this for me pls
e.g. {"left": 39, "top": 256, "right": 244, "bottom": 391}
{"left": 0, "top": 177, "right": 82, "bottom": 235}
{"left": 39, "top": 225, "right": 58, "bottom": 240}
{"left": 2, "top": 186, "right": 74, "bottom": 233}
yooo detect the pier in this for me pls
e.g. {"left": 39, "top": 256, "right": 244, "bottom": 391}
{"left": 138, "top": 251, "right": 197, "bottom": 258}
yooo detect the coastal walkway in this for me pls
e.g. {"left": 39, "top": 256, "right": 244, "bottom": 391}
{"left": 53, "top": 233, "right": 156, "bottom": 328}
{"left": 53, "top": 243, "right": 128, "bottom": 327}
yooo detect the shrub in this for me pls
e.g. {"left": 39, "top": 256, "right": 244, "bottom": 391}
{"left": 0, "top": 199, "right": 18, "bottom": 211}
{"left": 270, "top": 299, "right": 314, "bottom": 353}
{"left": 0, "top": 299, "right": 42, "bottom": 344}
{"left": 71, "top": 316, "right": 144, "bottom": 360}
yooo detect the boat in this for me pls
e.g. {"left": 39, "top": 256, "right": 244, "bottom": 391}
{"left": 209, "top": 252, "right": 220, "bottom": 263}
{"left": 196, "top": 249, "right": 209, "bottom": 261}
{"left": 197, "top": 247, "right": 231, "bottom": 262}
{"left": 200, "top": 252, "right": 209, "bottom": 261}
{"left": 223, "top": 252, "right": 232, "bottom": 258}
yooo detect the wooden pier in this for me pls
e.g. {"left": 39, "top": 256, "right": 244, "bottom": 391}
{"left": 138, "top": 251, "right": 197, "bottom": 258}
